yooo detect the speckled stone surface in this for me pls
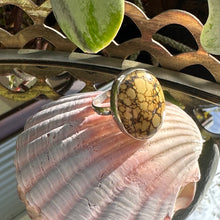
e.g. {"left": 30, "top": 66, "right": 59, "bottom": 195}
{"left": 117, "top": 70, "right": 165, "bottom": 139}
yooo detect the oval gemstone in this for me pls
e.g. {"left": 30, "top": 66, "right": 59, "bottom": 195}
{"left": 117, "top": 69, "right": 165, "bottom": 139}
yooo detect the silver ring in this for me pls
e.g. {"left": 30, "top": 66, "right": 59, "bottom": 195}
{"left": 92, "top": 68, "right": 165, "bottom": 140}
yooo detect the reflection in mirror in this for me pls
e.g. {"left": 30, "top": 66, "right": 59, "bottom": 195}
{"left": 194, "top": 106, "right": 220, "bottom": 135}
{"left": 0, "top": 68, "right": 37, "bottom": 92}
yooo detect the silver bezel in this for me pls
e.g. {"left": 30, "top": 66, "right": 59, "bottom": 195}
{"left": 110, "top": 68, "right": 150, "bottom": 140}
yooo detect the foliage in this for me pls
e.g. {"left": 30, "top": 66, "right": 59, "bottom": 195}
{"left": 200, "top": 0, "right": 220, "bottom": 55}
{"left": 51, "top": 0, "right": 124, "bottom": 53}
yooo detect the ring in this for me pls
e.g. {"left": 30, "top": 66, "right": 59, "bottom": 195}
{"left": 92, "top": 68, "right": 165, "bottom": 140}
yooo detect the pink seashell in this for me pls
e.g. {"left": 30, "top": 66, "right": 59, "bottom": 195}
{"left": 15, "top": 91, "right": 203, "bottom": 220}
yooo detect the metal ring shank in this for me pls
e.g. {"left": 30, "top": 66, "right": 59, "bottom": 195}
{"left": 92, "top": 91, "right": 111, "bottom": 115}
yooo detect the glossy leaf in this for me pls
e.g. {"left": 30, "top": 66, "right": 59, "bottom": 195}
{"left": 51, "top": 0, "right": 124, "bottom": 53}
{"left": 200, "top": 0, "right": 220, "bottom": 55}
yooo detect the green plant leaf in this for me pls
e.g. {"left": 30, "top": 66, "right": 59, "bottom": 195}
{"left": 51, "top": 0, "right": 124, "bottom": 53}
{"left": 200, "top": 0, "right": 220, "bottom": 55}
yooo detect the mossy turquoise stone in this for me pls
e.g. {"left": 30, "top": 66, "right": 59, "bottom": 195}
{"left": 115, "top": 70, "right": 165, "bottom": 139}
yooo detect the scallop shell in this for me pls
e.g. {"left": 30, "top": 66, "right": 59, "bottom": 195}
{"left": 15, "top": 91, "right": 203, "bottom": 220}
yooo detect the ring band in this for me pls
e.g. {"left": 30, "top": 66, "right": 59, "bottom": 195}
{"left": 92, "top": 68, "right": 165, "bottom": 140}
{"left": 92, "top": 91, "right": 111, "bottom": 115}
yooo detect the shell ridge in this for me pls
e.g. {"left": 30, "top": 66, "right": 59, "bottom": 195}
{"left": 19, "top": 118, "right": 121, "bottom": 193}
{"left": 165, "top": 103, "right": 194, "bottom": 120}
{"left": 23, "top": 131, "right": 133, "bottom": 206}
{"left": 107, "top": 153, "right": 198, "bottom": 220}
{"left": 17, "top": 106, "right": 93, "bottom": 147}
{"left": 165, "top": 104, "right": 201, "bottom": 136}
{"left": 161, "top": 113, "right": 200, "bottom": 133}
{"left": 29, "top": 134, "right": 198, "bottom": 206}
{"left": 146, "top": 132, "right": 202, "bottom": 157}
{"left": 136, "top": 156, "right": 199, "bottom": 220}
{"left": 92, "top": 143, "right": 200, "bottom": 219}
{"left": 154, "top": 125, "right": 202, "bottom": 140}
{"left": 120, "top": 144, "right": 200, "bottom": 192}
{"left": 15, "top": 92, "right": 203, "bottom": 220}
{"left": 40, "top": 136, "right": 142, "bottom": 218}
{"left": 41, "top": 91, "right": 99, "bottom": 110}
{"left": 65, "top": 144, "right": 198, "bottom": 220}
{"left": 16, "top": 124, "right": 79, "bottom": 169}
{"left": 62, "top": 122, "right": 203, "bottom": 218}
{"left": 25, "top": 97, "right": 95, "bottom": 129}
{"left": 18, "top": 129, "right": 86, "bottom": 191}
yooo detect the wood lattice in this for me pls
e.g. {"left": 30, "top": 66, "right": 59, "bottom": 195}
{"left": 0, "top": 0, "right": 219, "bottom": 101}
